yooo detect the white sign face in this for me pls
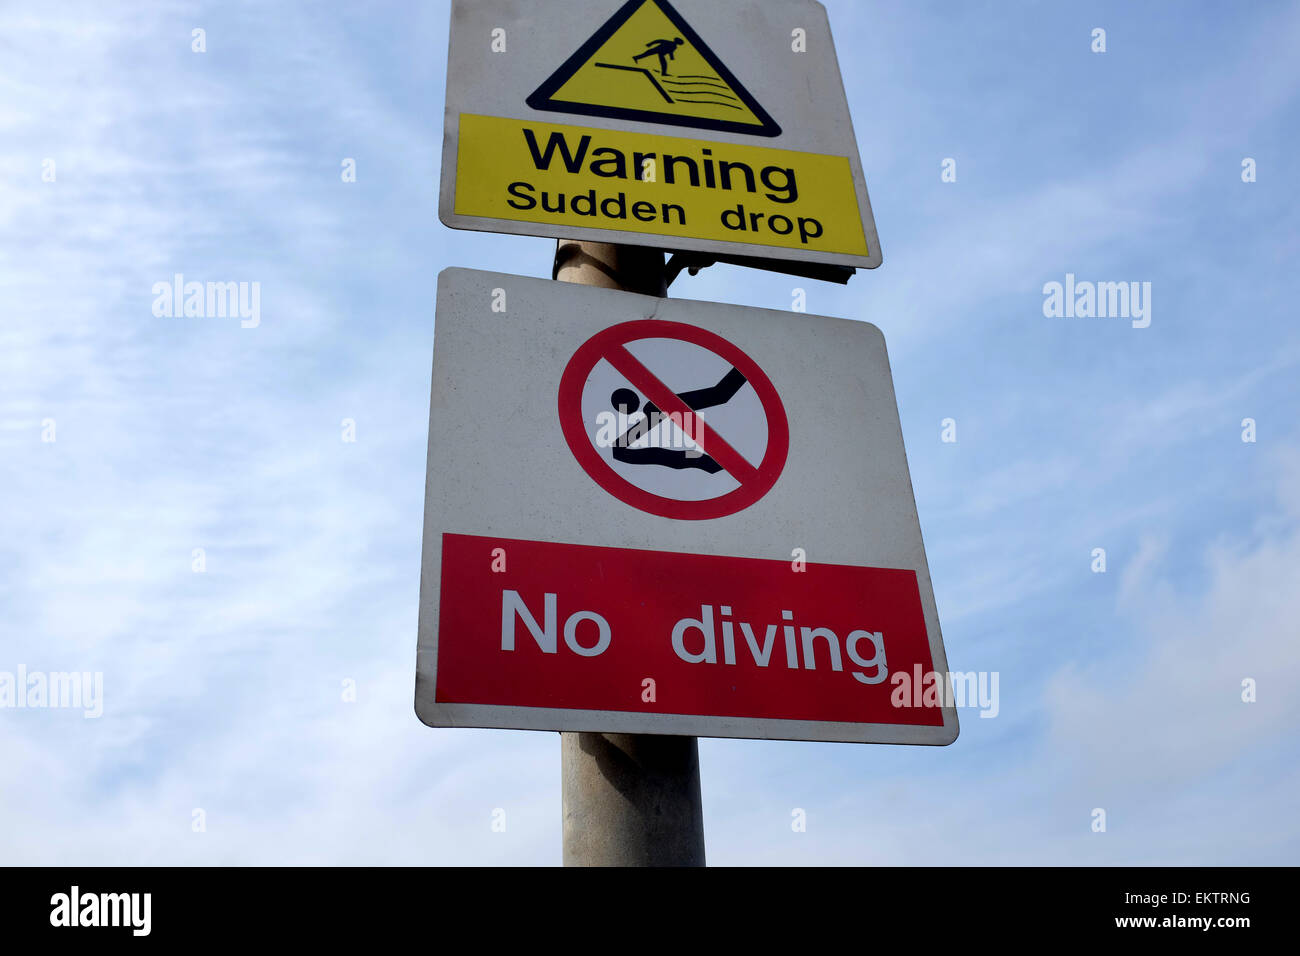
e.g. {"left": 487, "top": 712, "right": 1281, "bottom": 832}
{"left": 440, "top": 0, "right": 882, "bottom": 270}
{"left": 416, "top": 268, "right": 955, "bottom": 745}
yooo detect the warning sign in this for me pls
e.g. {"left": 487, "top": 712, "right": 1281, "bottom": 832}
{"left": 527, "top": 0, "right": 781, "bottom": 137}
{"left": 558, "top": 319, "right": 789, "bottom": 520}
{"left": 440, "top": 0, "right": 884, "bottom": 270}
{"left": 453, "top": 115, "right": 867, "bottom": 258}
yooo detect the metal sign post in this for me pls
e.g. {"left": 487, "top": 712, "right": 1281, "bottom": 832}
{"left": 419, "top": 0, "right": 952, "bottom": 868}
{"left": 553, "top": 241, "right": 705, "bottom": 866}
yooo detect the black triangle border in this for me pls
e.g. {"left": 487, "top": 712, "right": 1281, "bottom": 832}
{"left": 526, "top": 0, "right": 782, "bottom": 138}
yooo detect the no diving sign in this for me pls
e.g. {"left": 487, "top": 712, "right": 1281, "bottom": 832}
{"left": 416, "top": 268, "right": 956, "bottom": 745}
{"left": 558, "top": 319, "right": 789, "bottom": 520}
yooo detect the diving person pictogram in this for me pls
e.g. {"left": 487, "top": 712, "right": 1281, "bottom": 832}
{"left": 610, "top": 366, "right": 747, "bottom": 472}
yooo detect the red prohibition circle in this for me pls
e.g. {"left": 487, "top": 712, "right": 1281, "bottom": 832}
{"left": 558, "top": 319, "right": 789, "bottom": 521}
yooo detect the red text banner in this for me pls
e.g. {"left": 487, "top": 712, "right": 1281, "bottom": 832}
{"left": 436, "top": 533, "right": 941, "bottom": 727}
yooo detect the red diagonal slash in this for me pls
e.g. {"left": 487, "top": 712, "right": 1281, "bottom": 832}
{"left": 603, "top": 344, "right": 760, "bottom": 485}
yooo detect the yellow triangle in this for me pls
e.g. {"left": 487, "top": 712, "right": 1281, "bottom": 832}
{"left": 527, "top": 0, "right": 781, "bottom": 137}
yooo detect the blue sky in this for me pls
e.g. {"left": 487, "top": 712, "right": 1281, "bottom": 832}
{"left": 2, "top": 0, "right": 1298, "bottom": 864}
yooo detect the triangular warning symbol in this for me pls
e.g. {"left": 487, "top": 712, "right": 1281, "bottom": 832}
{"left": 527, "top": 0, "right": 782, "bottom": 138}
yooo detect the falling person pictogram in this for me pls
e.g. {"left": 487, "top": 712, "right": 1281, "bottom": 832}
{"left": 632, "top": 36, "right": 685, "bottom": 75}
{"left": 610, "top": 366, "right": 747, "bottom": 472}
